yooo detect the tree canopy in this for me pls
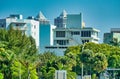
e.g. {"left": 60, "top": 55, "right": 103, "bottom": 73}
{"left": 1, "top": 27, "right": 120, "bottom": 79}
{"left": 0, "top": 27, "right": 38, "bottom": 79}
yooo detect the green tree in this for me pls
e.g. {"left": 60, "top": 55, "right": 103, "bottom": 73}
{"left": 58, "top": 56, "right": 76, "bottom": 79}
{"left": 0, "top": 47, "right": 14, "bottom": 79}
{"left": 0, "top": 27, "right": 39, "bottom": 79}
{"left": 65, "top": 42, "right": 112, "bottom": 78}
{"left": 11, "top": 60, "right": 39, "bottom": 79}
{"left": 39, "top": 52, "right": 77, "bottom": 79}
{"left": 108, "top": 54, "right": 120, "bottom": 68}
{"left": 0, "top": 73, "right": 3, "bottom": 79}
{"left": 109, "top": 38, "right": 120, "bottom": 46}
{"left": 80, "top": 49, "right": 93, "bottom": 65}
{"left": 80, "top": 49, "right": 94, "bottom": 75}
{"left": 38, "top": 52, "right": 57, "bottom": 79}
{"left": 65, "top": 45, "right": 81, "bottom": 74}
{"left": 93, "top": 53, "right": 108, "bottom": 75}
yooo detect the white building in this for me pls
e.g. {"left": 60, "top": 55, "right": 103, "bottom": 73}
{"left": 0, "top": 14, "right": 39, "bottom": 48}
{"left": 45, "top": 10, "right": 100, "bottom": 56}
{"left": 0, "top": 13, "right": 56, "bottom": 53}
{"left": 0, "top": 11, "right": 100, "bottom": 55}
{"left": 45, "top": 27, "right": 100, "bottom": 56}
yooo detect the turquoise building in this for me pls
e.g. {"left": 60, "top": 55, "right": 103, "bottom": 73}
{"left": 35, "top": 12, "right": 56, "bottom": 53}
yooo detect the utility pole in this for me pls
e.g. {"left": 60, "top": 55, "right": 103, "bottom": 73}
{"left": 19, "top": 63, "right": 21, "bottom": 79}
{"left": 81, "top": 63, "right": 83, "bottom": 79}
{"left": 81, "top": 42, "right": 86, "bottom": 79}
{"left": 19, "top": 54, "right": 21, "bottom": 79}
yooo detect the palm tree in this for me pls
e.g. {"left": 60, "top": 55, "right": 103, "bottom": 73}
{"left": 0, "top": 27, "right": 39, "bottom": 79}
{"left": 0, "top": 47, "right": 14, "bottom": 79}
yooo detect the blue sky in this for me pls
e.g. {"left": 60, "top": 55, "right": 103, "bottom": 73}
{"left": 0, "top": 0, "right": 120, "bottom": 43}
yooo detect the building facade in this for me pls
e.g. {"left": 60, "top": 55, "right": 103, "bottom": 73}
{"left": 35, "top": 12, "right": 56, "bottom": 53}
{"left": 104, "top": 28, "right": 120, "bottom": 44}
{"left": 0, "top": 11, "right": 100, "bottom": 55}
{"left": 53, "top": 27, "right": 99, "bottom": 46}
{"left": 0, "top": 14, "right": 39, "bottom": 48}
{"left": 46, "top": 27, "right": 99, "bottom": 56}
{"left": 45, "top": 11, "right": 100, "bottom": 56}
{"left": 54, "top": 10, "right": 82, "bottom": 28}
{"left": 0, "top": 12, "right": 57, "bottom": 53}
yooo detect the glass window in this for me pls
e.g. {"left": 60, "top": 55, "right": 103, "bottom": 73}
{"left": 56, "top": 40, "right": 69, "bottom": 45}
{"left": 71, "top": 31, "right": 80, "bottom": 35}
{"left": 0, "top": 24, "right": 4, "bottom": 27}
{"left": 16, "top": 24, "right": 19, "bottom": 26}
{"left": 81, "top": 31, "right": 91, "bottom": 37}
{"left": 56, "top": 31, "right": 65, "bottom": 37}
{"left": 34, "top": 25, "right": 36, "bottom": 29}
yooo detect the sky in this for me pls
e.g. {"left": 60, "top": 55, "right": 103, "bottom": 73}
{"left": 0, "top": 0, "right": 120, "bottom": 43}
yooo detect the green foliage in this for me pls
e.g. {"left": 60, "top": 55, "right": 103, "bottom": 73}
{"left": 0, "top": 47, "right": 14, "bottom": 79}
{"left": 80, "top": 49, "right": 93, "bottom": 64}
{"left": 91, "top": 74, "right": 97, "bottom": 79}
{"left": 38, "top": 52, "right": 76, "bottom": 79}
{"left": 1, "top": 26, "right": 120, "bottom": 79}
{"left": 11, "top": 60, "right": 38, "bottom": 79}
{"left": 109, "top": 38, "right": 120, "bottom": 46}
{"left": 65, "top": 42, "right": 120, "bottom": 78}
{"left": 93, "top": 53, "right": 108, "bottom": 73}
{"left": 0, "top": 73, "right": 3, "bottom": 79}
{"left": 38, "top": 52, "right": 57, "bottom": 79}
{"left": 108, "top": 51, "right": 120, "bottom": 68}
{"left": 0, "top": 27, "right": 38, "bottom": 79}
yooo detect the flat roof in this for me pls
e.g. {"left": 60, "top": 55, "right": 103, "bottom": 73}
{"left": 54, "top": 27, "right": 100, "bottom": 32}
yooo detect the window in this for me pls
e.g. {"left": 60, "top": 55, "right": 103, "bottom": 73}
{"left": 0, "top": 24, "right": 4, "bottom": 27}
{"left": 94, "top": 39, "right": 98, "bottom": 41}
{"left": 1, "top": 25, "right": 4, "bottom": 27}
{"left": 34, "top": 25, "right": 36, "bottom": 29}
{"left": 45, "top": 47, "right": 57, "bottom": 49}
{"left": 56, "top": 40, "right": 69, "bottom": 45}
{"left": 56, "top": 31, "right": 65, "bottom": 37}
{"left": 71, "top": 31, "right": 80, "bottom": 35}
{"left": 16, "top": 24, "right": 19, "bottom": 26}
{"left": 15, "top": 23, "right": 24, "bottom": 26}
{"left": 81, "top": 31, "right": 91, "bottom": 37}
